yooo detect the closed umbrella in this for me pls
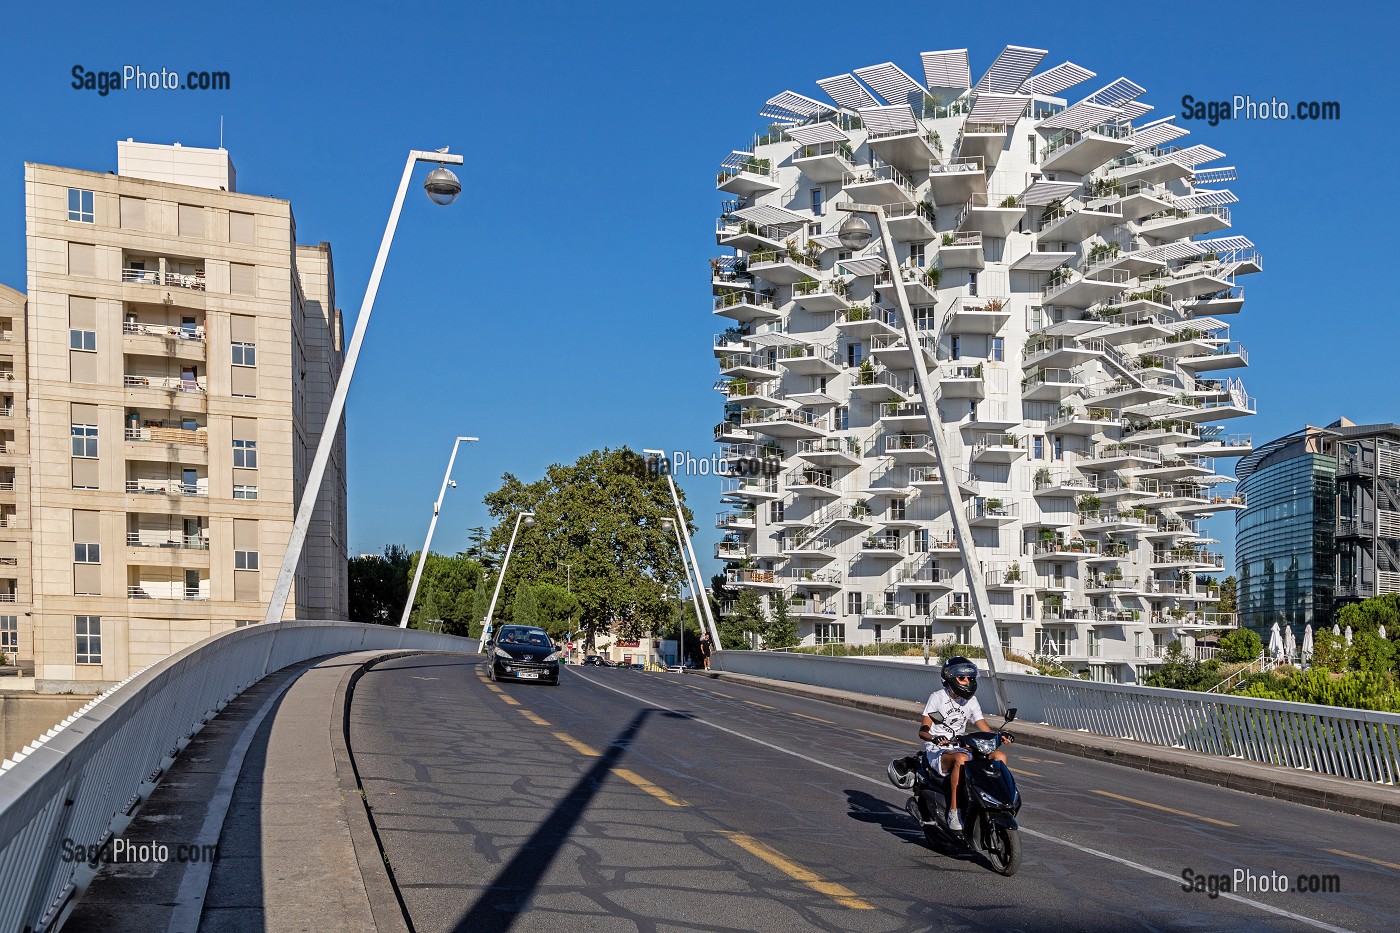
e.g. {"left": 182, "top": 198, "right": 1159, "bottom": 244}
{"left": 1268, "top": 622, "right": 1284, "bottom": 661}
{"left": 1380, "top": 624, "right": 1387, "bottom": 640}
{"left": 1333, "top": 623, "right": 1341, "bottom": 637}
{"left": 1284, "top": 627, "right": 1297, "bottom": 664}
{"left": 1344, "top": 625, "right": 1353, "bottom": 646}
{"left": 1301, "top": 624, "right": 1314, "bottom": 665}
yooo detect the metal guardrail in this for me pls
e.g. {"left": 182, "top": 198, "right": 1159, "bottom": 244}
{"left": 0, "top": 620, "right": 473, "bottom": 933}
{"left": 710, "top": 651, "right": 1400, "bottom": 784}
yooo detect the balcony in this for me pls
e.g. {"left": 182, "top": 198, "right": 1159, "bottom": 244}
{"left": 720, "top": 476, "right": 781, "bottom": 501}
{"left": 122, "top": 321, "right": 207, "bottom": 363}
{"left": 883, "top": 434, "right": 938, "bottom": 463}
{"left": 793, "top": 140, "right": 856, "bottom": 184}
{"left": 942, "top": 296, "right": 1010, "bottom": 335}
{"left": 859, "top": 535, "right": 905, "bottom": 559}
{"left": 1040, "top": 123, "right": 1135, "bottom": 175}
{"left": 749, "top": 248, "right": 822, "bottom": 287}
{"left": 1151, "top": 548, "right": 1225, "bottom": 570}
{"left": 784, "top": 469, "right": 841, "bottom": 499}
{"left": 738, "top": 407, "right": 828, "bottom": 439}
{"left": 125, "top": 478, "right": 208, "bottom": 498}
{"left": 848, "top": 367, "right": 908, "bottom": 403}
{"left": 1042, "top": 268, "right": 1129, "bottom": 309}
{"left": 967, "top": 498, "right": 1018, "bottom": 526}
{"left": 127, "top": 582, "right": 211, "bottom": 601}
{"left": 866, "top": 126, "right": 940, "bottom": 176}
{"left": 797, "top": 436, "right": 861, "bottom": 466}
{"left": 715, "top": 218, "right": 788, "bottom": 253}
{"left": 125, "top": 424, "right": 208, "bottom": 448}
{"left": 1029, "top": 537, "right": 1098, "bottom": 560}
{"left": 123, "top": 374, "right": 208, "bottom": 398}
{"left": 926, "top": 157, "right": 986, "bottom": 204}
{"left": 1078, "top": 509, "right": 1153, "bottom": 533}
{"left": 792, "top": 277, "right": 851, "bottom": 313}
{"left": 724, "top": 568, "right": 783, "bottom": 589}
{"left": 120, "top": 264, "right": 206, "bottom": 292}
{"left": 835, "top": 305, "right": 899, "bottom": 339}
{"left": 956, "top": 193, "right": 1023, "bottom": 238}
{"left": 878, "top": 400, "right": 929, "bottom": 428}
{"left": 1022, "top": 335, "right": 1105, "bottom": 370}
{"left": 1032, "top": 469, "right": 1096, "bottom": 496}
{"left": 1045, "top": 408, "right": 1120, "bottom": 436}
{"left": 938, "top": 363, "right": 986, "bottom": 399}
{"left": 958, "top": 122, "right": 1013, "bottom": 164}
{"left": 874, "top": 264, "right": 941, "bottom": 305}
{"left": 1020, "top": 367, "right": 1082, "bottom": 402}
{"left": 714, "top": 421, "right": 756, "bottom": 444}
{"left": 716, "top": 154, "right": 779, "bottom": 197}
{"left": 868, "top": 332, "right": 935, "bottom": 371}
{"left": 715, "top": 540, "right": 749, "bottom": 561}
{"left": 713, "top": 289, "right": 780, "bottom": 323}
{"left": 842, "top": 164, "right": 917, "bottom": 207}
{"left": 716, "top": 509, "right": 757, "bottom": 531}
{"left": 717, "top": 353, "right": 781, "bottom": 381}
{"left": 881, "top": 202, "right": 938, "bottom": 242}
{"left": 971, "top": 433, "right": 1024, "bottom": 463}
{"left": 1180, "top": 287, "right": 1245, "bottom": 317}
{"left": 1176, "top": 341, "right": 1249, "bottom": 373}
{"left": 1037, "top": 203, "right": 1123, "bottom": 242}
{"left": 1107, "top": 149, "right": 1193, "bottom": 186}
{"left": 893, "top": 563, "right": 953, "bottom": 589}
{"left": 937, "top": 231, "right": 984, "bottom": 270}
{"left": 1137, "top": 205, "right": 1231, "bottom": 240}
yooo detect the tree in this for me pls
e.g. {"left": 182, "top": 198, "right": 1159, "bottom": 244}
{"left": 407, "top": 552, "right": 485, "bottom": 635}
{"left": 1217, "top": 575, "right": 1237, "bottom": 615}
{"left": 1334, "top": 593, "right": 1400, "bottom": 635}
{"left": 764, "top": 592, "right": 798, "bottom": 649}
{"left": 348, "top": 545, "right": 412, "bottom": 625}
{"left": 480, "top": 447, "right": 692, "bottom": 651}
{"left": 1143, "top": 640, "right": 1220, "bottom": 691}
{"left": 1310, "top": 629, "right": 1348, "bottom": 673}
{"left": 1218, "top": 627, "right": 1262, "bottom": 663}
{"left": 527, "top": 582, "right": 580, "bottom": 640}
{"left": 721, "top": 587, "right": 764, "bottom": 649}
{"left": 1349, "top": 629, "right": 1396, "bottom": 675}
{"left": 512, "top": 584, "right": 541, "bottom": 628}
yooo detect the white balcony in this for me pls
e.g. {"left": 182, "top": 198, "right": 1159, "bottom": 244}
{"left": 128, "top": 583, "right": 210, "bottom": 601}
{"left": 848, "top": 368, "right": 908, "bottom": 403}
{"left": 956, "top": 192, "right": 1023, "bottom": 238}
{"left": 937, "top": 231, "right": 983, "bottom": 270}
{"left": 843, "top": 164, "right": 917, "bottom": 206}
{"left": 725, "top": 568, "right": 784, "bottom": 588}
{"left": 970, "top": 433, "right": 1025, "bottom": 464}
{"left": 716, "top": 155, "right": 780, "bottom": 197}
{"left": 1137, "top": 205, "right": 1231, "bottom": 240}
{"left": 881, "top": 202, "right": 938, "bottom": 242}
{"left": 123, "top": 375, "right": 208, "bottom": 395}
{"left": 792, "top": 277, "right": 851, "bottom": 313}
{"left": 1041, "top": 268, "right": 1129, "bottom": 309}
{"left": 926, "top": 157, "right": 987, "bottom": 204}
{"left": 713, "top": 290, "right": 780, "bottom": 323}
{"left": 942, "top": 296, "right": 1010, "bottom": 335}
{"left": 739, "top": 407, "right": 829, "bottom": 439}
{"left": 1022, "top": 335, "right": 1105, "bottom": 370}
{"left": 778, "top": 343, "right": 842, "bottom": 376}
{"left": 1020, "top": 367, "right": 1082, "bottom": 402}
{"left": 793, "top": 140, "right": 856, "bottom": 184}
{"left": 797, "top": 437, "right": 861, "bottom": 466}
{"left": 749, "top": 249, "right": 823, "bottom": 287}
{"left": 1107, "top": 149, "right": 1193, "bottom": 186}
{"left": 893, "top": 563, "right": 953, "bottom": 589}
{"left": 967, "top": 498, "right": 1018, "bottom": 526}
{"left": 957, "top": 122, "right": 1012, "bottom": 164}
{"left": 868, "top": 332, "right": 935, "bottom": 371}
{"left": 125, "top": 479, "right": 208, "bottom": 498}
{"left": 883, "top": 434, "right": 938, "bottom": 463}
{"left": 1040, "top": 123, "right": 1135, "bottom": 175}
{"left": 867, "top": 127, "right": 941, "bottom": 176}
{"left": 1043, "top": 408, "right": 1120, "bottom": 436}
{"left": 834, "top": 305, "right": 900, "bottom": 339}
{"left": 1037, "top": 203, "right": 1123, "bottom": 242}
{"left": 938, "top": 363, "right": 986, "bottom": 399}
{"left": 878, "top": 400, "right": 929, "bottom": 428}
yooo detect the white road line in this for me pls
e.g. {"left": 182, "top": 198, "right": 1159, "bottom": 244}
{"left": 568, "top": 670, "right": 1359, "bottom": 933}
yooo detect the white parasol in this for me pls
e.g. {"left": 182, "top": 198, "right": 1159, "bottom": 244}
{"left": 1268, "top": 622, "right": 1284, "bottom": 661}
{"left": 1301, "top": 624, "right": 1314, "bottom": 665}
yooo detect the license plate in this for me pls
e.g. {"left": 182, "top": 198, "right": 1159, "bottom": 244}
{"left": 516, "top": 671, "right": 540, "bottom": 679}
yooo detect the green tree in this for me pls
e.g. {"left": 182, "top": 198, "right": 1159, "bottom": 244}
{"left": 721, "top": 587, "right": 764, "bottom": 649}
{"left": 530, "top": 582, "right": 581, "bottom": 640}
{"left": 764, "top": 592, "right": 798, "bottom": 649}
{"left": 481, "top": 447, "right": 692, "bottom": 652}
{"left": 348, "top": 544, "right": 411, "bottom": 625}
{"left": 406, "top": 552, "right": 486, "bottom": 635}
{"left": 1334, "top": 593, "right": 1400, "bottom": 635}
{"left": 1349, "top": 629, "right": 1396, "bottom": 675}
{"left": 1218, "top": 627, "right": 1262, "bottom": 663}
{"left": 1217, "top": 575, "right": 1237, "bottom": 615}
{"left": 512, "top": 584, "right": 541, "bottom": 628}
{"left": 1143, "top": 640, "right": 1221, "bottom": 691}
{"left": 1238, "top": 669, "right": 1400, "bottom": 713}
{"left": 1310, "top": 629, "right": 1348, "bottom": 673}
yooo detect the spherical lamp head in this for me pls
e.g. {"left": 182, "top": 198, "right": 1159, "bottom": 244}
{"left": 424, "top": 166, "right": 461, "bottom": 206}
{"left": 837, "top": 212, "right": 874, "bottom": 250}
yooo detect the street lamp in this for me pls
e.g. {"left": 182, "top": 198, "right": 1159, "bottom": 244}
{"left": 835, "top": 202, "right": 1007, "bottom": 707}
{"left": 398, "top": 435, "right": 478, "bottom": 628}
{"left": 661, "top": 518, "right": 702, "bottom": 669}
{"left": 263, "top": 149, "right": 464, "bottom": 626}
{"left": 643, "top": 448, "right": 721, "bottom": 646}
{"left": 480, "top": 511, "right": 535, "bottom": 648}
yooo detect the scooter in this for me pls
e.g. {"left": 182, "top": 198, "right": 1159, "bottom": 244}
{"left": 888, "top": 708, "right": 1022, "bottom": 876}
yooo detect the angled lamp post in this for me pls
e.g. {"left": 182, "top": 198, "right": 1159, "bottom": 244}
{"left": 480, "top": 511, "right": 535, "bottom": 648}
{"left": 660, "top": 517, "right": 703, "bottom": 668}
{"left": 264, "top": 150, "right": 464, "bottom": 626}
{"left": 643, "top": 448, "right": 721, "bottom": 646}
{"left": 835, "top": 205, "right": 1007, "bottom": 708}
{"left": 399, "top": 435, "right": 478, "bottom": 628}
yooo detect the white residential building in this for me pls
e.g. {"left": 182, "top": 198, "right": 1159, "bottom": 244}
{"left": 710, "top": 46, "right": 1258, "bottom": 684}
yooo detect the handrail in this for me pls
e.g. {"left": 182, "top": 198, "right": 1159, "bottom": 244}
{"left": 0, "top": 621, "right": 474, "bottom": 933}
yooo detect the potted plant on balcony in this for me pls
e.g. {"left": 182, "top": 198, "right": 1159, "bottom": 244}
{"left": 922, "top": 266, "right": 942, "bottom": 288}
{"left": 857, "top": 358, "right": 876, "bottom": 385}
{"left": 1043, "top": 595, "right": 1063, "bottom": 617}
{"left": 1005, "top": 562, "right": 1022, "bottom": 583}
{"left": 998, "top": 195, "right": 1019, "bottom": 208}
{"left": 984, "top": 498, "right": 1004, "bottom": 513}
{"left": 1105, "top": 567, "right": 1124, "bottom": 582}
{"left": 1039, "top": 526, "right": 1057, "bottom": 543}
{"left": 942, "top": 232, "right": 955, "bottom": 246}
{"left": 1078, "top": 493, "right": 1102, "bottom": 514}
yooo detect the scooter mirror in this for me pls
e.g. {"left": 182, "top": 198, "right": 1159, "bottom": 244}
{"left": 929, "top": 711, "right": 946, "bottom": 725}
{"left": 1004, "top": 708, "right": 1018, "bottom": 724}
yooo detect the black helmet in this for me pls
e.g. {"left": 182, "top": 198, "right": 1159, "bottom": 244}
{"left": 941, "top": 656, "right": 978, "bottom": 699}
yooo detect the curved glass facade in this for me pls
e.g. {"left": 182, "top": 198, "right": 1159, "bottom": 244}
{"left": 1236, "top": 452, "right": 1335, "bottom": 636}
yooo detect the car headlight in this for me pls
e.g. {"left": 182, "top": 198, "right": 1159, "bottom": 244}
{"left": 494, "top": 647, "right": 515, "bottom": 660}
{"left": 545, "top": 650, "right": 564, "bottom": 662}
{"left": 968, "top": 736, "right": 998, "bottom": 755}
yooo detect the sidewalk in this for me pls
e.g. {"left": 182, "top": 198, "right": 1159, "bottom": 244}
{"left": 64, "top": 650, "right": 420, "bottom": 933}
{"left": 701, "top": 669, "right": 1400, "bottom": 825}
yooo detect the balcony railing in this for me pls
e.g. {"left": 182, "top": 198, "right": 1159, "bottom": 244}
{"left": 126, "top": 532, "right": 210, "bottom": 550}
{"left": 125, "top": 426, "right": 208, "bottom": 446}
{"left": 121, "top": 268, "right": 206, "bottom": 291}
{"left": 123, "top": 375, "right": 207, "bottom": 394}
{"left": 122, "top": 321, "right": 206, "bottom": 341}
{"left": 124, "top": 480, "right": 208, "bottom": 497}
{"left": 127, "top": 584, "right": 210, "bottom": 600}
{"left": 927, "top": 156, "right": 985, "bottom": 176}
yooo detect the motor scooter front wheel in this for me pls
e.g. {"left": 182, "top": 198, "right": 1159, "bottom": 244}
{"left": 981, "top": 821, "right": 1021, "bottom": 876}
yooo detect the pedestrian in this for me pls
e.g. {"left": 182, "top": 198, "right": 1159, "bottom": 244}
{"left": 699, "top": 633, "right": 713, "bottom": 670}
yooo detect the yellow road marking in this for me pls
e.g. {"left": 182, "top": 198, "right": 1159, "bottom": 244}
{"left": 485, "top": 684, "right": 504, "bottom": 693}
{"left": 718, "top": 831, "right": 874, "bottom": 910}
{"left": 790, "top": 712, "right": 835, "bottom": 724}
{"left": 1324, "top": 848, "right": 1400, "bottom": 872}
{"left": 553, "top": 732, "right": 600, "bottom": 757}
{"left": 613, "top": 768, "right": 688, "bottom": 807}
{"left": 1011, "top": 768, "right": 1041, "bottom": 778}
{"left": 744, "top": 700, "right": 776, "bottom": 710}
{"left": 1089, "top": 789, "right": 1236, "bottom": 827}
{"left": 856, "top": 728, "right": 915, "bottom": 744}
{"left": 711, "top": 692, "right": 735, "bottom": 699}
{"left": 496, "top": 694, "right": 520, "bottom": 706}
{"left": 519, "top": 710, "right": 550, "bottom": 726}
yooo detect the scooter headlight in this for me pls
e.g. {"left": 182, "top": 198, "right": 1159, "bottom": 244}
{"left": 967, "top": 736, "right": 998, "bottom": 755}
{"left": 977, "top": 788, "right": 1004, "bottom": 807}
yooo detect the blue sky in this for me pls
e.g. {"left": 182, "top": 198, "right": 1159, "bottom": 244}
{"left": 0, "top": 0, "right": 1395, "bottom": 581}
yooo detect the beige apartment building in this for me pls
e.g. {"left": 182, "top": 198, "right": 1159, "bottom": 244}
{"left": 4, "top": 140, "right": 347, "bottom": 692}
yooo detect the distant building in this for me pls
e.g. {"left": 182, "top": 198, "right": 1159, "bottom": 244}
{"left": 1235, "top": 418, "right": 1400, "bottom": 636}
{"left": 4, "top": 140, "right": 348, "bottom": 691}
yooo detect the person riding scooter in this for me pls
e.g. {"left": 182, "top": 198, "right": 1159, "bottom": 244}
{"left": 916, "top": 657, "right": 1011, "bottom": 831}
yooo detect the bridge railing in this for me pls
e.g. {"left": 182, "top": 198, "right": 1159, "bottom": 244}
{"left": 711, "top": 651, "right": 1400, "bottom": 785}
{"left": 0, "top": 620, "right": 473, "bottom": 933}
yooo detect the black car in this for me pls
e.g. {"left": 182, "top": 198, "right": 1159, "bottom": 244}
{"left": 489, "top": 625, "right": 562, "bottom": 685}
{"left": 583, "top": 655, "right": 616, "bottom": 668}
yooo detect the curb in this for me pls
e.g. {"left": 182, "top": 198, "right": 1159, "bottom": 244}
{"left": 701, "top": 670, "right": 1400, "bottom": 825}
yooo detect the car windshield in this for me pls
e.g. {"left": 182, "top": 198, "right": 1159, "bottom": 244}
{"left": 502, "top": 628, "right": 550, "bottom": 647}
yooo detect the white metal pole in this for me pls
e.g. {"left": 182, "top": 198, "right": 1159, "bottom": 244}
{"left": 399, "top": 436, "right": 478, "bottom": 628}
{"left": 480, "top": 512, "right": 531, "bottom": 647}
{"left": 263, "top": 149, "right": 464, "bottom": 626}
{"left": 664, "top": 518, "right": 704, "bottom": 666}
{"left": 838, "top": 204, "right": 1008, "bottom": 709}
{"left": 645, "top": 449, "right": 722, "bottom": 646}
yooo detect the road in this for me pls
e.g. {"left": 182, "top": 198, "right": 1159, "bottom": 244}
{"left": 348, "top": 655, "right": 1400, "bottom": 933}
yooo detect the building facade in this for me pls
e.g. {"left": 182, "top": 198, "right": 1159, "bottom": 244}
{"left": 1236, "top": 419, "right": 1400, "bottom": 635}
{"left": 6, "top": 140, "right": 347, "bottom": 691}
{"left": 710, "top": 46, "right": 1258, "bottom": 683}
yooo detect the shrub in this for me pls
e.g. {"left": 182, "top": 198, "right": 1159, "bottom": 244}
{"left": 1218, "top": 627, "right": 1262, "bottom": 663}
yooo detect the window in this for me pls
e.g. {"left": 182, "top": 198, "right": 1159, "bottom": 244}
{"left": 233, "top": 484, "right": 259, "bottom": 500}
{"left": 232, "top": 439, "right": 257, "bottom": 469}
{"left": 231, "top": 342, "right": 257, "bottom": 366}
{"left": 1088, "top": 629, "right": 1101, "bottom": 657}
{"left": 835, "top": 406, "right": 849, "bottom": 431}
{"left": 950, "top": 335, "right": 960, "bottom": 359}
{"left": 69, "top": 329, "right": 96, "bottom": 351}
{"left": 910, "top": 243, "right": 925, "bottom": 267}
{"left": 914, "top": 592, "right": 932, "bottom": 615}
{"left": 810, "top": 187, "right": 824, "bottom": 216}
{"left": 229, "top": 212, "right": 256, "bottom": 245}
{"left": 0, "top": 616, "right": 15, "bottom": 652}
{"left": 953, "top": 624, "right": 972, "bottom": 644}
{"left": 913, "top": 529, "right": 929, "bottom": 552}
{"left": 68, "top": 189, "right": 95, "bottom": 223}
{"left": 1024, "top": 594, "right": 1036, "bottom": 618}
{"left": 814, "top": 622, "right": 845, "bottom": 644}
{"left": 73, "top": 543, "right": 100, "bottom": 563}
{"left": 1053, "top": 436, "right": 1064, "bottom": 461}
{"left": 71, "top": 424, "right": 98, "bottom": 458}
{"left": 768, "top": 499, "right": 784, "bottom": 523}
{"left": 990, "top": 337, "right": 1004, "bottom": 362}
{"left": 1028, "top": 135, "right": 1037, "bottom": 163}
{"left": 1032, "top": 435, "right": 1044, "bottom": 460}
{"left": 229, "top": 263, "right": 256, "bottom": 296}
{"left": 75, "top": 616, "right": 101, "bottom": 664}
{"left": 890, "top": 498, "right": 907, "bottom": 521}
{"left": 845, "top": 592, "right": 863, "bottom": 616}
{"left": 846, "top": 343, "right": 863, "bottom": 367}
{"left": 998, "top": 627, "right": 1012, "bottom": 651}
{"left": 234, "top": 550, "right": 260, "bottom": 570}
{"left": 968, "top": 271, "right": 978, "bottom": 296}
{"left": 904, "top": 624, "right": 932, "bottom": 642}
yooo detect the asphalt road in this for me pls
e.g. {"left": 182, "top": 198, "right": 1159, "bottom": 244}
{"left": 348, "top": 656, "right": 1400, "bottom": 933}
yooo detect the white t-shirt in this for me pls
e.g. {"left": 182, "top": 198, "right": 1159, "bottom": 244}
{"left": 922, "top": 688, "right": 985, "bottom": 750}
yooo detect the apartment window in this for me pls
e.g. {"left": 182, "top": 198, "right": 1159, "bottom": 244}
{"left": 75, "top": 616, "right": 101, "bottom": 664}
{"left": 232, "top": 438, "right": 257, "bottom": 469}
{"left": 1024, "top": 594, "right": 1036, "bottom": 618}
{"left": 231, "top": 342, "right": 256, "bottom": 366}
{"left": 68, "top": 189, "right": 95, "bottom": 223}
{"left": 810, "top": 187, "right": 824, "bottom": 216}
{"left": 73, "top": 543, "right": 100, "bottom": 563}
{"left": 835, "top": 406, "right": 849, "bottom": 431}
{"left": 229, "top": 263, "right": 256, "bottom": 296}
{"left": 968, "top": 272, "right": 979, "bottom": 296}
{"left": 904, "top": 623, "right": 932, "bottom": 642}
{"left": 910, "top": 243, "right": 925, "bottom": 267}
{"left": 950, "top": 335, "right": 960, "bottom": 359}
{"left": 814, "top": 622, "right": 845, "bottom": 644}
{"left": 953, "top": 624, "right": 972, "bottom": 644}
{"left": 890, "top": 498, "right": 907, "bottom": 521}
{"left": 951, "top": 592, "right": 970, "bottom": 612}
{"left": 1053, "top": 436, "right": 1064, "bottom": 461}
{"left": 1032, "top": 435, "right": 1044, "bottom": 460}
{"left": 68, "top": 328, "right": 98, "bottom": 352}
{"left": 1088, "top": 629, "right": 1101, "bottom": 658}
{"left": 71, "top": 424, "right": 98, "bottom": 458}
{"left": 0, "top": 616, "right": 15, "bottom": 653}
{"left": 230, "top": 211, "right": 256, "bottom": 245}
{"left": 838, "top": 250, "right": 852, "bottom": 262}
{"left": 1028, "top": 135, "right": 1037, "bottom": 163}
{"left": 234, "top": 550, "right": 260, "bottom": 571}
{"left": 845, "top": 592, "right": 863, "bottom": 616}
{"left": 914, "top": 592, "right": 933, "bottom": 616}
{"left": 998, "top": 627, "right": 1012, "bottom": 651}
{"left": 233, "top": 484, "right": 259, "bottom": 500}
{"left": 846, "top": 343, "right": 864, "bottom": 367}
{"left": 990, "top": 337, "right": 1004, "bottom": 362}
